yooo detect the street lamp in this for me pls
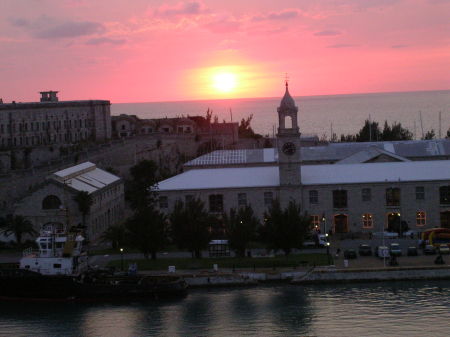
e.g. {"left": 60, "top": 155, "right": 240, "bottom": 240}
{"left": 322, "top": 213, "right": 326, "bottom": 235}
{"left": 326, "top": 242, "right": 331, "bottom": 265}
{"left": 120, "top": 248, "right": 124, "bottom": 271}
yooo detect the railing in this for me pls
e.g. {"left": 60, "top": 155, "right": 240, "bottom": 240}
{"left": 22, "top": 247, "right": 39, "bottom": 257}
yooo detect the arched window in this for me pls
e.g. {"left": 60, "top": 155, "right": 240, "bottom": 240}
{"left": 285, "top": 116, "right": 292, "bottom": 129}
{"left": 42, "top": 195, "right": 62, "bottom": 210}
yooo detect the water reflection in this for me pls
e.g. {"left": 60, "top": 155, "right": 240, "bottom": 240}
{"left": 0, "top": 281, "right": 449, "bottom": 337}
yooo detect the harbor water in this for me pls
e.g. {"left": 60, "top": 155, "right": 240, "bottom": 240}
{"left": 1, "top": 280, "right": 449, "bottom": 336}
{"left": 112, "top": 90, "right": 450, "bottom": 138}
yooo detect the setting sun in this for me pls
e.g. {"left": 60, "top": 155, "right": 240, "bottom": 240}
{"left": 212, "top": 72, "right": 237, "bottom": 93}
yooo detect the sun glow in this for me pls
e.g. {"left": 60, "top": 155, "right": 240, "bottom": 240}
{"left": 212, "top": 72, "right": 237, "bottom": 93}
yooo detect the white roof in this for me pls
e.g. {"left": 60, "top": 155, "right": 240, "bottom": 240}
{"left": 52, "top": 162, "right": 120, "bottom": 193}
{"left": 303, "top": 160, "right": 450, "bottom": 185}
{"left": 158, "top": 160, "right": 450, "bottom": 191}
{"left": 158, "top": 166, "right": 279, "bottom": 191}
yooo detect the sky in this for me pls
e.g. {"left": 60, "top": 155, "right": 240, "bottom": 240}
{"left": 0, "top": 0, "right": 449, "bottom": 103}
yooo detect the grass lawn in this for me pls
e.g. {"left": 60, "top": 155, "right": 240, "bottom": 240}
{"left": 107, "top": 253, "right": 331, "bottom": 271}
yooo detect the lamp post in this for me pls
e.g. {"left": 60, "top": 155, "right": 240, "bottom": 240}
{"left": 120, "top": 248, "right": 124, "bottom": 271}
{"left": 326, "top": 242, "right": 331, "bottom": 265}
{"left": 322, "top": 213, "right": 326, "bottom": 235}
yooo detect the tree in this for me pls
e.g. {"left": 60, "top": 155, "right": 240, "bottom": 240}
{"left": 170, "top": 199, "right": 212, "bottom": 258}
{"left": 223, "top": 205, "right": 260, "bottom": 257}
{"left": 126, "top": 160, "right": 159, "bottom": 210}
{"left": 446, "top": 128, "right": 450, "bottom": 139}
{"left": 261, "top": 200, "right": 310, "bottom": 256}
{"left": 423, "top": 129, "right": 435, "bottom": 140}
{"left": 125, "top": 207, "right": 168, "bottom": 259}
{"left": 73, "top": 191, "right": 93, "bottom": 228}
{"left": 100, "top": 223, "right": 127, "bottom": 250}
{"left": 238, "top": 114, "right": 262, "bottom": 139}
{"left": 356, "top": 120, "right": 381, "bottom": 142}
{"left": 382, "top": 121, "right": 413, "bottom": 141}
{"left": 0, "top": 215, "right": 36, "bottom": 245}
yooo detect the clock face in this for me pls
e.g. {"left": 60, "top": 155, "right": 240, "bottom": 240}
{"left": 282, "top": 142, "right": 296, "bottom": 156}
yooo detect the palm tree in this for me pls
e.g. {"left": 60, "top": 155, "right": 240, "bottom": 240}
{"left": 73, "top": 191, "right": 93, "bottom": 229}
{"left": 100, "top": 223, "right": 127, "bottom": 250}
{"left": 0, "top": 215, "right": 36, "bottom": 245}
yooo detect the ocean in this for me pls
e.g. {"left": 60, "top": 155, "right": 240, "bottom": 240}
{"left": 1, "top": 281, "right": 449, "bottom": 337}
{"left": 112, "top": 90, "right": 450, "bottom": 139}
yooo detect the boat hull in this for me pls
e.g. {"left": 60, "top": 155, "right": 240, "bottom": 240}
{"left": 0, "top": 269, "right": 188, "bottom": 301}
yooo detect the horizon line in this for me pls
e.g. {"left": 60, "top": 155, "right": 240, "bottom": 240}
{"left": 112, "top": 88, "right": 450, "bottom": 105}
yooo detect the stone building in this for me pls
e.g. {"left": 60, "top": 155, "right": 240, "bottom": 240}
{"left": 157, "top": 83, "right": 450, "bottom": 234}
{"left": 14, "top": 162, "right": 124, "bottom": 241}
{"left": 112, "top": 114, "right": 238, "bottom": 146}
{"left": 0, "top": 91, "right": 111, "bottom": 149}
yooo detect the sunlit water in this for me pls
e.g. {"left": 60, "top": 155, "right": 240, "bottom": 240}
{"left": 1, "top": 280, "right": 449, "bottom": 337}
{"left": 112, "top": 90, "right": 450, "bottom": 138}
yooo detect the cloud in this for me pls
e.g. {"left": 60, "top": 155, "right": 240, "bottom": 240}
{"left": 10, "top": 17, "right": 105, "bottom": 39}
{"left": 203, "top": 15, "right": 241, "bottom": 34}
{"left": 153, "top": 1, "right": 207, "bottom": 17}
{"left": 327, "top": 43, "right": 357, "bottom": 48}
{"left": 252, "top": 9, "right": 302, "bottom": 21}
{"left": 85, "top": 37, "right": 126, "bottom": 46}
{"left": 314, "top": 30, "right": 341, "bottom": 36}
{"left": 391, "top": 44, "right": 408, "bottom": 48}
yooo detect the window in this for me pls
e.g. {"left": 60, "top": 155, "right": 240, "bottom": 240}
{"left": 53, "top": 264, "right": 62, "bottom": 269}
{"left": 42, "top": 195, "right": 62, "bottom": 209}
{"left": 264, "top": 192, "right": 273, "bottom": 207}
{"left": 333, "top": 190, "right": 347, "bottom": 208}
{"left": 416, "top": 186, "right": 425, "bottom": 200}
{"left": 416, "top": 211, "right": 426, "bottom": 226}
{"left": 362, "top": 213, "right": 373, "bottom": 228}
{"left": 158, "top": 196, "right": 168, "bottom": 209}
{"left": 238, "top": 193, "right": 247, "bottom": 207}
{"left": 386, "top": 188, "right": 400, "bottom": 206}
{"left": 185, "top": 195, "right": 193, "bottom": 204}
{"left": 362, "top": 188, "right": 371, "bottom": 202}
{"left": 310, "top": 215, "right": 320, "bottom": 230}
{"left": 440, "top": 186, "right": 450, "bottom": 204}
{"left": 209, "top": 194, "right": 223, "bottom": 212}
{"left": 309, "top": 190, "right": 318, "bottom": 204}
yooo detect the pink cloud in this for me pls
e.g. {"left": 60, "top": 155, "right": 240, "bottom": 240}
{"left": 252, "top": 9, "right": 302, "bottom": 21}
{"left": 152, "top": 1, "right": 207, "bottom": 17}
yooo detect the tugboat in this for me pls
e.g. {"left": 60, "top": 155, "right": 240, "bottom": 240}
{"left": 0, "top": 224, "right": 187, "bottom": 301}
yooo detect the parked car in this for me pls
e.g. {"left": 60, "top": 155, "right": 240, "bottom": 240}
{"left": 403, "top": 230, "right": 418, "bottom": 238}
{"left": 389, "top": 243, "right": 402, "bottom": 256}
{"left": 424, "top": 245, "right": 437, "bottom": 255}
{"left": 407, "top": 246, "right": 418, "bottom": 256}
{"left": 303, "top": 234, "right": 329, "bottom": 248}
{"left": 358, "top": 244, "right": 372, "bottom": 256}
{"left": 437, "top": 244, "right": 450, "bottom": 255}
{"left": 344, "top": 249, "right": 357, "bottom": 259}
{"left": 373, "top": 231, "right": 399, "bottom": 239}
{"left": 377, "top": 246, "right": 389, "bottom": 258}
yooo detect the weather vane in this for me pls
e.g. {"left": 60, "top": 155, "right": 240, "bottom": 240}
{"left": 284, "top": 73, "right": 289, "bottom": 87}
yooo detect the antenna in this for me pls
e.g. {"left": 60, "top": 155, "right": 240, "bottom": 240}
{"left": 439, "top": 111, "right": 442, "bottom": 139}
{"left": 419, "top": 111, "right": 424, "bottom": 139}
{"left": 284, "top": 73, "right": 289, "bottom": 87}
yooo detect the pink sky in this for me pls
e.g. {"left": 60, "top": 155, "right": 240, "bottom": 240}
{"left": 1, "top": 0, "right": 449, "bottom": 103}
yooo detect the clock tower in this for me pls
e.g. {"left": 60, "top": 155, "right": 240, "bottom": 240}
{"left": 277, "top": 81, "right": 302, "bottom": 197}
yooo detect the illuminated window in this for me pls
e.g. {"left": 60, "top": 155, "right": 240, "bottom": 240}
{"left": 416, "top": 211, "right": 426, "bottom": 226}
{"left": 310, "top": 215, "right": 320, "bottom": 230}
{"left": 362, "top": 213, "right": 373, "bottom": 228}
